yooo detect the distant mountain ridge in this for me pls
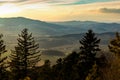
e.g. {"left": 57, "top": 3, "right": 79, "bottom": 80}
{"left": 0, "top": 17, "right": 69, "bottom": 36}
{"left": 0, "top": 17, "right": 120, "bottom": 36}
{"left": 54, "top": 21, "right": 120, "bottom": 33}
{"left": 1, "top": 17, "right": 119, "bottom": 64}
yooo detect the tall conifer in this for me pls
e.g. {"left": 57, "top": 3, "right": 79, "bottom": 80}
{"left": 0, "top": 34, "right": 7, "bottom": 80}
{"left": 10, "top": 28, "right": 40, "bottom": 80}
{"left": 78, "top": 30, "right": 101, "bottom": 80}
{"left": 109, "top": 32, "right": 120, "bottom": 57}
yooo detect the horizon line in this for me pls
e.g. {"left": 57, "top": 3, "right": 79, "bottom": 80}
{"left": 0, "top": 16, "right": 120, "bottom": 23}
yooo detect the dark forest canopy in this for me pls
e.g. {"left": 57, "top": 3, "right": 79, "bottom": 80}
{"left": 0, "top": 28, "right": 119, "bottom": 80}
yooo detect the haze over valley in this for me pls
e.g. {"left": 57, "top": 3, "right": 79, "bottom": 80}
{"left": 0, "top": 17, "right": 118, "bottom": 63}
{"left": 0, "top": 0, "right": 120, "bottom": 80}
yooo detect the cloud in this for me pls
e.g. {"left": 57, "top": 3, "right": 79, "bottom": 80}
{"left": 100, "top": 8, "right": 120, "bottom": 14}
{"left": 72, "top": 0, "right": 119, "bottom": 5}
{"left": 0, "top": 0, "right": 47, "bottom": 5}
{"left": 0, "top": 0, "right": 119, "bottom": 5}
{"left": 0, "top": 0, "right": 26, "bottom": 3}
{"left": 0, "top": 0, "right": 79, "bottom": 5}
{"left": 47, "top": 0, "right": 80, "bottom": 5}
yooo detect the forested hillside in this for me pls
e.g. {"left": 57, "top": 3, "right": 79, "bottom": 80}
{"left": 0, "top": 29, "right": 120, "bottom": 80}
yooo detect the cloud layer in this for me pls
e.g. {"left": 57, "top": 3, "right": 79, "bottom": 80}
{"left": 0, "top": 0, "right": 120, "bottom": 22}
{"left": 100, "top": 8, "right": 120, "bottom": 14}
{"left": 0, "top": 0, "right": 79, "bottom": 4}
{"left": 0, "top": 0, "right": 119, "bottom": 5}
{"left": 0, "top": 0, "right": 26, "bottom": 3}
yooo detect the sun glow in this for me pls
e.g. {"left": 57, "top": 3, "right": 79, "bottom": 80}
{"left": 0, "top": 4, "right": 21, "bottom": 15}
{"left": 0, "top": 1, "right": 119, "bottom": 22}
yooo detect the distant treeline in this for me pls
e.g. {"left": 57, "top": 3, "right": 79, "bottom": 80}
{"left": 0, "top": 28, "right": 120, "bottom": 80}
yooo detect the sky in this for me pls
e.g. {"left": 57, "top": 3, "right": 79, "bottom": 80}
{"left": 0, "top": 0, "right": 120, "bottom": 22}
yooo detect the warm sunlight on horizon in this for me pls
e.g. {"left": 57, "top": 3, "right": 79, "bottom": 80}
{"left": 0, "top": 3, "right": 21, "bottom": 15}
{"left": 0, "top": 0, "right": 120, "bottom": 22}
{"left": 0, "top": 1, "right": 120, "bottom": 80}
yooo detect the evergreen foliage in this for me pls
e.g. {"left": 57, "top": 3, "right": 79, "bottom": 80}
{"left": 109, "top": 32, "right": 120, "bottom": 57}
{"left": 0, "top": 29, "right": 119, "bottom": 80}
{"left": 41, "top": 60, "right": 53, "bottom": 80}
{"left": 52, "top": 58, "right": 63, "bottom": 80}
{"left": 108, "top": 32, "right": 120, "bottom": 80}
{"left": 0, "top": 34, "right": 7, "bottom": 80}
{"left": 62, "top": 52, "right": 80, "bottom": 80}
{"left": 52, "top": 52, "right": 80, "bottom": 80}
{"left": 10, "top": 28, "right": 41, "bottom": 80}
{"left": 78, "top": 29, "right": 101, "bottom": 80}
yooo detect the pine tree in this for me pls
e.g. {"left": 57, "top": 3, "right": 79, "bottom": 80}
{"left": 78, "top": 30, "right": 101, "bottom": 80}
{"left": 10, "top": 28, "right": 41, "bottom": 80}
{"left": 0, "top": 34, "right": 7, "bottom": 80}
{"left": 40, "top": 60, "right": 52, "bottom": 80}
{"left": 62, "top": 52, "right": 80, "bottom": 80}
{"left": 108, "top": 32, "right": 120, "bottom": 80}
{"left": 109, "top": 32, "right": 120, "bottom": 57}
{"left": 52, "top": 58, "right": 63, "bottom": 80}
{"left": 52, "top": 52, "right": 80, "bottom": 80}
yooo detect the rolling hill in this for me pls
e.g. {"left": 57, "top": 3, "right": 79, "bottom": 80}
{"left": 0, "top": 17, "right": 118, "bottom": 64}
{"left": 0, "top": 17, "right": 120, "bottom": 37}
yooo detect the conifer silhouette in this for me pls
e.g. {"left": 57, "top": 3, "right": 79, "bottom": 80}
{"left": 10, "top": 28, "right": 40, "bottom": 80}
{"left": 78, "top": 29, "right": 101, "bottom": 80}
{"left": 109, "top": 32, "right": 120, "bottom": 57}
{"left": 0, "top": 34, "right": 7, "bottom": 80}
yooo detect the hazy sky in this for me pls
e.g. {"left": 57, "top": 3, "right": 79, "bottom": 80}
{"left": 0, "top": 0, "right": 120, "bottom": 22}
